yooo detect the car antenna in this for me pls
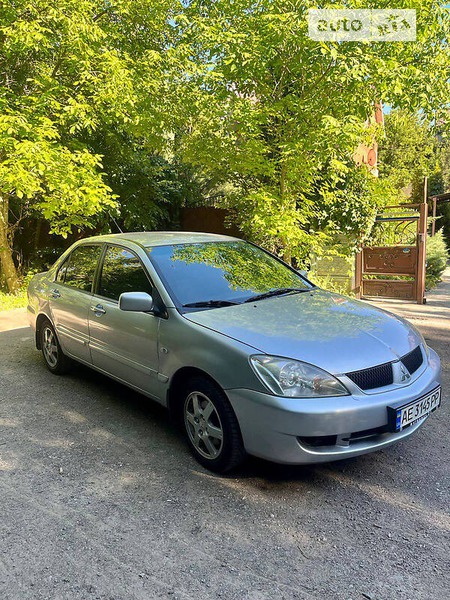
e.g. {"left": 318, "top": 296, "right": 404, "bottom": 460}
{"left": 109, "top": 213, "right": 124, "bottom": 233}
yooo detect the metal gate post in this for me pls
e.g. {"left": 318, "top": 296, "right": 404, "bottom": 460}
{"left": 431, "top": 196, "right": 437, "bottom": 237}
{"left": 416, "top": 202, "right": 428, "bottom": 304}
{"left": 354, "top": 251, "right": 363, "bottom": 298}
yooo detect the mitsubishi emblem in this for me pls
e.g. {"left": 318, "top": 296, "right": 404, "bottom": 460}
{"left": 400, "top": 364, "right": 411, "bottom": 382}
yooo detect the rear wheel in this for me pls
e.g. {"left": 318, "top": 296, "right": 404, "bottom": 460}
{"left": 40, "top": 319, "right": 72, "bottom": 375}
{"left": 182, "top": 376, "right": 246, "bottom": 473}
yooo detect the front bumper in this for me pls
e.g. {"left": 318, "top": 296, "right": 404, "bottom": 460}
{"left": 227, "top": 348, "right": 442, "bottom": 464}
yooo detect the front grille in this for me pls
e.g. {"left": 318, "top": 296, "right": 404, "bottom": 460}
{"left": 346, "top": 362, "right": 393, "bottom": 390}
{"left": 345, "top": 345, "right": 423, "bottom": 392}
{"left": 401, "top": 345, "right": 423, "bottom": 375}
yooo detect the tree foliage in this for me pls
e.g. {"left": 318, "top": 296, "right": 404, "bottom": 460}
{"left": 174, "top": 0, "right": 450, "bottom": 263}
{"left": 1, "top": 0, "right": 449, "bottom": 292}
{"left": 378, "top": 109, "right": 437, "bottom": 203}
{"left": 426, "top": 229, "right": 449, "bottom": 289}
{"left": 0, "top": 0, "right": 179, "bottom": 290}
{"left": 378, "top": 108, "right": 450, "bottom": 246}
{"left": 432, "top": 139, "right": 450, "bottom": 245}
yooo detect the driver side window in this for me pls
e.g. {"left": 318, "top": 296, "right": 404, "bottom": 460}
{"left": 98, "top": 246, "right": 153, "bottom": 301}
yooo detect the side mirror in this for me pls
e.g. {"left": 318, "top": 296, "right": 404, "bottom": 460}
{"left": 119, "top": 292, "right": 154, "bottom": 313}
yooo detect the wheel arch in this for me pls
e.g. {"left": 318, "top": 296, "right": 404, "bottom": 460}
{"left": 35, "top": 313, "right": 52, "bottom": 349}
{"left": 167, "top": 366, "right": 226, "bottom": 422}
{"left": 168, "top": 365, "right": 247, "bottom": 472}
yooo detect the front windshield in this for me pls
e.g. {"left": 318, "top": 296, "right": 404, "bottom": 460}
{"left": 146, "top": 240, "right": 311, "bottom": 308}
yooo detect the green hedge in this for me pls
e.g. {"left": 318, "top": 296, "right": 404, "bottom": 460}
{"left": 426, "top": 229, "right": 449, "bottom": 289}
{"left": 0, "top": 269, "right": 38, "bottom": 312}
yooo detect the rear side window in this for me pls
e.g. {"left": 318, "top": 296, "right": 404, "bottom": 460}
{"left": 99, "top": 246, "right": 152, "bottom": 301}
{"left": 61, "top": 245, "right": 102, "bottom": 292}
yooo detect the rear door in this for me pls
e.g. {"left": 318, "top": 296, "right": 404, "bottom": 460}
{"left": 88, "top": 245, "right": 161, "bottom": 398}
{"left": 49, "top": 244, "right": 102, "bottom": 363}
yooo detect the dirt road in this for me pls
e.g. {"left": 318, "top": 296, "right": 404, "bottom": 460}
{"left": 0, "top": 274, "right": 449, "bottom": 600}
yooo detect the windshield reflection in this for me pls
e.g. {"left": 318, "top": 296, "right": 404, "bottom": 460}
{"left": 147, "top": 241, "right": 310, "bottom": 308}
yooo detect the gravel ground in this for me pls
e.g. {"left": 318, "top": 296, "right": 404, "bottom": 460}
{"left": 0, "top": 273, "right": 449, "bottom": 600}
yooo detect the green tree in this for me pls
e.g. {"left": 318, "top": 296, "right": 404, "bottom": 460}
{"left": 378, "top": 109, "right": 437, "bottom": 202}
{"left": 174, "top": 0, "right": 450, "bottom": 263}
{"left": 0, "top": 0, "right": 178, "bottom": 292}
{"left": 432, "top": 140, "right": 450, "bottom": 244}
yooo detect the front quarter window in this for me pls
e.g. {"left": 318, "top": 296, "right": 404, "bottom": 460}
{"left": 55, "top": 259, "right": 68, "bottom": 283}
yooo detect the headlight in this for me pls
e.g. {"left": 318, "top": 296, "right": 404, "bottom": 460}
{"left": 250, "top": 355, "right": 349, "bottom": 398}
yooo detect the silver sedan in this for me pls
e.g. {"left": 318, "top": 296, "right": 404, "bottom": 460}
{"left": 27, "top": 232, "right": 442, "bottom": 472}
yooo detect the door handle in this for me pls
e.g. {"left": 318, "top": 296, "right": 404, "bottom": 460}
{"left": 90, "top": 304, "right": 106, "bottom": 315}
{"left": 50, "top": 289, "right": 61, "bottom": 299}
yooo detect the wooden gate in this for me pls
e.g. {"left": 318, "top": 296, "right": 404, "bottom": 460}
{"left": 354, "top": 202, "right": 428, "bottom": 304}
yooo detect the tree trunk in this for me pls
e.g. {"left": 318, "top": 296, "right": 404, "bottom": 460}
{"left": 0, "top": 194, "right": 20, "bottom": 293}
{"left": 283, "top": 246, "right": 292, "bottom": 265}
{"left": 34, "top": 218, "right": 42, "bottom": 251}
{"left": 280, "top": 163, "right": 292, "bottom": 265}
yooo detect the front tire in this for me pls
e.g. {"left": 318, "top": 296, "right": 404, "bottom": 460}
{"left": 39, "top": 319, "right": 72, "bottom": 375}
{"left": 182, "top": 376, "right": 246, "bottom": 473}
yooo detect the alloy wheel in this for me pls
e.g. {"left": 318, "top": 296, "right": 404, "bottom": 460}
{"left": 42, "top": 326, "right": 58, "bottom": 368}
{"left": 184, "top": 391, "right": 224, "bottom": 460}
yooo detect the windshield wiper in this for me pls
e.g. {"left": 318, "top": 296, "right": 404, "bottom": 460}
{"left": 244, "top": 288, "right": 308, "bottom": 303}
{"left": 182, "top": 300, "right": 241, "bottom": 309}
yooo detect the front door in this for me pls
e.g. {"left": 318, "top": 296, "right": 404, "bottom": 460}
{"left": 88, "top": 245, "right": 161, "bottom": 399}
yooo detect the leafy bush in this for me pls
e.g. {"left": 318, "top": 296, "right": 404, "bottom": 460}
{"left": 0, "top": 269, "right": 38, "bottom": 312}
{"left": 0, "top": 289, "right": 27, "bottom": 311}
{"left": 309, "top": 273, "right": 354, "bottom": 296}
{"left": 308, "top": 250, "right": 354, "bottom": 295}
{"left": 426, "top": 229, "right": 449, "bottom": 289}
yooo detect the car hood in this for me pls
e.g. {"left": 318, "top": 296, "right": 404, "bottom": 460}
{"left": 183, "top": 290, "right": 423, "bottom": 374}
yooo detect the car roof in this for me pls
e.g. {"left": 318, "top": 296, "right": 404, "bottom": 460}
{"left": 79, "top": 231, "right": 242, "bottom": 248}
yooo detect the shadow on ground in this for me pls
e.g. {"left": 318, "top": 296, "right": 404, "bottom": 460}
{"left": 0, "top": 271, "right": 449, "bottom": 599}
